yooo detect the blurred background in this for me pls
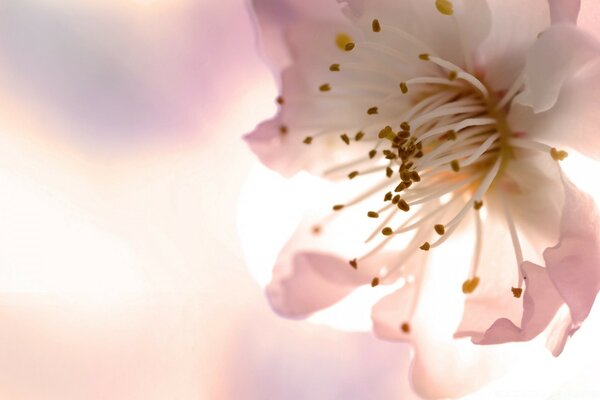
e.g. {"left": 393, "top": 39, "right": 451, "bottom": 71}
{"left": 0, "top": 0, "right": 599, "bottom": 399}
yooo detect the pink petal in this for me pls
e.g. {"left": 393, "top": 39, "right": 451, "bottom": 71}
{"left": 251, "top": 0, "right": 347, "bottom": 69}
{"left": 267, "top": 251, "right": 366, "bottom": 318}
{"left": 509, "top": 58, "right": 600, "bottom": 160}
{"left": 468, "top": 173, "right": 600, "bottom": 356}
{"left": 338, "top": 0, "right": 491, "bottom": 70}
{"left": 548, "top": 0, "right": 581, "bottom": 23}
{"left": 477, "top": 0, "right": 551, "bottom": 90}
{"left": 454, "top": 210, "right": 524, "bottom": 338}
{"left": 513, "top": 24, "right": 600, "bottom": 112}
{"left": 545, "top": 173, "right": 600, "bottom": 335}
{"left": 472, "top": 261, "right": 564, "bottom": 345}
{"left": 372, "top": 255, "right": 509, "bottom": 399}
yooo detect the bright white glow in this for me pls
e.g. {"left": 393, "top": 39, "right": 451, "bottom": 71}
{"left": 0, "top": 170, "right": 145, "bottom": 303}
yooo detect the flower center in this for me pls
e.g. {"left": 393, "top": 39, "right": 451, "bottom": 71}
{"left": 275, "top": 13, "right": 569, "bottom": 333}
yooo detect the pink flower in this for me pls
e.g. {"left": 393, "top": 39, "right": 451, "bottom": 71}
{"left": 245, "top": 0, "right": 600, "bottom": 397}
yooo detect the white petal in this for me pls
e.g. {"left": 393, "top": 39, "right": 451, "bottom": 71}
{"left": 509, "top": 58, "right": 600, "bottom": 160}
{"left": 513, "top": 24, "right": 600, "bottom": 112}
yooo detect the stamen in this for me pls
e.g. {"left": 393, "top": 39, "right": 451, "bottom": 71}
{"left": 345, "top": 42, "right": 356, "bottom": 51}
{"left": 279, "top": 125, "right": 288, "bottom": 135}
{"left": 450, "top": 160, "right": 460, "bottom": 172}
{"left": 371, "top": 277, "right": 380, "bottom": 287}
{"left": 349, "top": 258, "right": 358, "bottom": 269}
{"left": 348, "top": 171, "right": 360, "bottom": 179}
{"left": 550, "top": 148, "right": 568, "bottom": 161}
{"left": 503, "top": 198, "right": 525, "bottom": 288}
{"left": 319, "top": 83, "right": 331, "bottom": 92}
{"left": 340, "top": 133, "right": 351, "bottom": 145}
{"left": 372, "top": 19, "right": 381, "bottom": 33}
{"left": 329, "top": 63, "right": 340, "bottom": 72}
{"left": 367, "top": 106, "right": 379, "bottom": 115}
{"left": 401, "top": 322, "right": 411, "bottom": 333}
{"left": 303, "top": 136, "right": 313, "bottom": 145}
{"left": 434, "top": 224, "right": 445, "bottom": 235}
{"left": 511, "top": 287, "right": 523, "bottom": 298}
{"left": 427, "top": 55, "right": 489, "bottom": 97}
{"left": 435, "top": 0, "right": 454, "bottom": 15}
{"left": 420, "top": 242, "right": 430, "bottom": 251}
{"left": 276, "top": 96, "right": 284, "bottom": 105}
{"left": 462, "top": 277, "right": 480, "bottom": 294}
{"left": 335, "top": 33, "right": 353, "bottom": 51}
{"left": 400, "top": 82, "right": 408, "bottom": 93}
{"left": 367, "top": 211, "right": 380, "bottom": 218}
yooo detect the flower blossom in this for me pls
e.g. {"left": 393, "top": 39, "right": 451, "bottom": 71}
{"left": 245, "top": 0, "right": 600, "bottom": 397}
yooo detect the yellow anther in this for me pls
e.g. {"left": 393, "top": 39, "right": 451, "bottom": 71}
{"left": 319, "top": 83, "right": 331, "bottom": 92}
{"left": 382, "top": 227, "right": 393, "bottom": 236}
{"left": 550, "top": 148, "right": 568, "bottom": 161}
{"left": 372, "top": 19, "right": 381, "bottom": 32}
{"left": 355, "top": 131, "right": 365, "bottom": 141}
{"left": 400, "top": 121, "right": 411, "bottom": 131}
{"left": 369, "top": 149, "right": 377, "bottom": 159}
{"left": 367, "top": 211, "right": 380, "bottom": 218}
{"left": 335, "top": 33, "right": 353, "bottom": 51}
{"left": 303, "top": 136, "right": 313, "bottom": 145}
{"left": 448, "top": 70, "right": 458, "bottom": 81}
{"left": 435, "top": 0, "right": 454, "bottom": 15}
{"left": 462, "top": 277, "right": 480, "bottom": 294}
{"left": 434, "top": 224, "right": 445, "bottom": 235}
{"left": 386, "top": 167, "right": 394, "bottom": 178}
{"left": 474, "top": 200, "right": 484, "bottom": 210}
{"left": 348, "top": 171, "right": 359, "bottom": 179}
{"left": 419, "top": 53, "right": 430, "bottom": 61}
{"left": 511, "top": 287, "right": 523, "bottom": 298}
{"left": 332, "top": 204, "right": 345, "bottom": 211}
{"left": 371, "top": 277, "right": 380, "bottom": 287}
{"left": 399, "top": 81, "right": 408, "bottom": 94}
{"left": 329, "top": 63, "right": 340, "bottom": 72}
{"left": 420, "top": 242, "right": 431, "bottom": 251}
{"left": 340, "top": 133, "right": 351, "bottom": 145}
{"left": 450, "top": 160, "right": 460, "bottom": 172}
{"left": 345, "top": 42, "right": 356, "bottom": 51}
{"left": 378, "top": 126, "right": 395, "bottom": 141}
{"left": 367, "top": 106, "right": 379, "bottom": 115}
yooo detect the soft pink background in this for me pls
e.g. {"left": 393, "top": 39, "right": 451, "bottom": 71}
{"left": 0, "top": 1, "right": 599, "bottom": 399}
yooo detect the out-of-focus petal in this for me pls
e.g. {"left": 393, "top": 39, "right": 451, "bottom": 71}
{"left": 509, "top": 59, "right": 600, "bottom": 160}
{"left": 545, "top": 173, "right": 600, "bottom": 336}
{"left": 548, "top": 0, "right": 581, "bottom": 23}
{"left": 513, "top": 24, "right": 600, "bottom": 112}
